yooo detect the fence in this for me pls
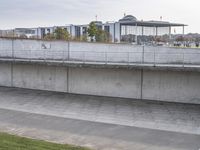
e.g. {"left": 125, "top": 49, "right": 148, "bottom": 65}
{"left": 0, "top": 38, "right": 200, "bottom": 66}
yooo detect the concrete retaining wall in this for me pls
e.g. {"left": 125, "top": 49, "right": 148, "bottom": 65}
{"left": 143, "top": 70, "right": 200, "bottom": 104}
{"left": 0, "top": 63, "right": 199, "bottom": 104}
{"left": 13, "top": 64, "right": 68, "bottom": 92}
{"left": 0, "top": 63, "right": 12, "bottom": 86}
{"left": 68, "top": 68, "right": 141, "bottom": 98}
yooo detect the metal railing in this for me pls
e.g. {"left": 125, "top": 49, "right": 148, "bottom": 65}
{"left": 1, "top": 49, "right": 200, "bottom": 66}
{"left": 0, "top": 39, "right": 200, "bottom": 67}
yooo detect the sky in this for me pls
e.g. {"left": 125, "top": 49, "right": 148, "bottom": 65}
{"left": 0, "top": 0, "right": 199, "bottom": 33}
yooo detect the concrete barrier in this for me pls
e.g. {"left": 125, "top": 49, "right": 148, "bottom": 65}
{"left": 1, "top": 38, "right": 200, "bottom": 64}
{"left": 0, "top": 63, "right": 199, "bottom": 104}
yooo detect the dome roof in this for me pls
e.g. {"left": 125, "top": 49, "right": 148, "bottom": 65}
{"left": 119, "top": 15, "right": 137, "bottom": 22}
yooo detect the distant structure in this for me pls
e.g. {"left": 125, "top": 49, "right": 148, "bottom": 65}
{"left": 0, "top": 15, "right": 186, "bottom": 43}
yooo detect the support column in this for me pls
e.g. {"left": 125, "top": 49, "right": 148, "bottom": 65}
{"left": 169, "top": 26, "right": 172, "bottom": 44}
{"left": 114, "top": 22, "right": 121, "bottom": 43}
{"left": 135, "top": 24, "right": 138, "bottom": 44}
{"left": 155, "top": 27, "right": 158, "bottom": 37}
{"left": 182, "top": 26, "right": 185, "bottom": 35}
{"left": 120, "top": 24, "right": 122, "bottom": 42}
{"left": 142, "top": 26, "right": 144, "bottom": 45}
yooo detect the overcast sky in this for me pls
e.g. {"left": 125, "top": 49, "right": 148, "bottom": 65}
{"left": 0, "top": 0, "right": 199, "bottom": 33}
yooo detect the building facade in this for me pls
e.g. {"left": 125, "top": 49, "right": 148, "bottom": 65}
{"left": 1, "top": 15, "right": 186, "bottom": 44}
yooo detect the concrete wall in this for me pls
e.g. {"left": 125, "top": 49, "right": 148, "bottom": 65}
{"left": 1, "top": 38, "right": 200, "bottom": 64}
{"left": 142, "top": 70, "right": 200, "bottom": 104}
{"left": 68, "top": 68, "right": 141, "bottom": 98}
{"left": 0, "top": 38, "right": 12, "bottom": 58}
{"left": 13, "top": 64, "right": 68, "bottom": 92}
{"left": 0, "top": 62, "right": 199, "bottom": 104}
{"left": 0, "top": 63, "right": 12, "bottom": 86}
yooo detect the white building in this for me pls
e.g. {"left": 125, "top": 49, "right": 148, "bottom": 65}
{"left": 8, "top": 15, "right": 186, "bottom": 43}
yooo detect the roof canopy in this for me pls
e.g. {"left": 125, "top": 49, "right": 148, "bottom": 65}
{"left": 119, "top": 15, "right": 187, "bottom": 27}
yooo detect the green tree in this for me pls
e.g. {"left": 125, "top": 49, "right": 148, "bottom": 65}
{"left": 44, "top": 27, "right": 70, "bottom": 40}
{"left": 54, "top": 27, "right": 70, "bottom": 40}
{"left": 44, "top": 33, "right": 56, "bottom": 40}
{"left": 87, "top": 22, "right": 98, "bottom": 42}
{"left": 95, "top": 29, "right": 111, "bottom": 43}
{"left": 175, "top": 36, "right": 185, "bottom": 42}
{"left": 87, "top": 22, "right": 112, "bottom": 43}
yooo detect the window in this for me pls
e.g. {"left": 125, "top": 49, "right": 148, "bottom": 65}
{"left": 82, "top": 27, "right": 87, "bottom": 35}
{"left": 75, "top": 26, "right": 81, "bottom": 38}
{"left": 104, "top": 26, "right": 110, "bottom": 33}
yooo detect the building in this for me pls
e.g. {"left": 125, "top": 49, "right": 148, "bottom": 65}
{"left": 2, "top": 15, "right": 186, "bottom": 43}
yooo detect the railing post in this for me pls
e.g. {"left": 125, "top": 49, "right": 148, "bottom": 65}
{"left": 63, "top": 50, "right": 65, "bottom": 63}
{"left": 105, "top": 52, "right": 107, "bottom": 64}
{"left": 127, "top": 52, "right": 129, "bottom": 65}
{"left": 67, "top": 40, "right": 70, "bottom": 61}
{"left": 154, "top": 48, "right": 156, "bottom": 67}
{"left": 12, "top": 38, "right": 14, "bottom": 61}
{"left": 142, "top": 45, "right": 145, "bottom": 64}
{"left": 44, "top": 49, "right": 46, "bottom": 62}
{"left": 30, "top": 48, "right": 31, "bottom": 62}
{"left": 83, "top": 51, "right": 85, "bottom": 64}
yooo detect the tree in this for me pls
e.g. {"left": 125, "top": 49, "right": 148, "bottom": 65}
{"left": 195, "top": 37, "right": 200, "bottom": 47}
{"left": 44, "top": 27, "right": 70, "bottom": 40}
{"left": 87, "top": 22, "right": 112, "bottom": 43}
{"left": 44, "top": 33, "right": 56, "bottom": 40}
{"left": 87, "top": 22, "right": 98, "bottom": 42}
{"left": 54, "top": 27, "right": 70, "bottom": 40}
{"left": 96, "top": 29, "right": 112, "bottom": 43}
{"left": 175, "top": 36, "right": 185, "bottom": 42}
{"left": 19, "top": 34, "right": 28, "bottom": 39}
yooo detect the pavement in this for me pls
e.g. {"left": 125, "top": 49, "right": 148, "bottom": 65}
{"left": 0, "top": 86, "right": 200, "bottom": 150}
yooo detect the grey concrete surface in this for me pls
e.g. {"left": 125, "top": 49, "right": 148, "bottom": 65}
{"left": 1, "top": 38, "right": 200, "bottom": 64}
{"left": 0, "top": 62, "right": 199, "bottom": 104}
{"left": 0, "top": 62, "right": 11, "bottom": 86}
{"left": 13, "top": 63, "right": 68, "bottom": 92}
{"left": 2, "top": 57, "right": 200, "bottom": 72}
{"left": 68, "top": 67, "right": 141, "bottom": 99}
{"left": 0, "top": 108, "right": 200, "bottom": 150}
{"left": 0, "top": 87, "right": 199, "bottom": 135}
{"left": 143, "top": 70, "right": 200, "bottom": 103}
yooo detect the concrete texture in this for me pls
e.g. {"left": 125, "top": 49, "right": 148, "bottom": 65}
{"left": 69, "top": 67, "right": 141, "bottom": 98}
{"left": 13, "top": 64, "right": 68, "bottom": 92}
{"left": 0, "top": 38, "right": 12, "bottom": 58}
{"left": 0, "top": 108, "right": 200, "bottom": 150}
{"left": 0, "top": 62, "right": 12, "bottom": 86}
{"left": 143, "top": 70, "right": 200, "bottom": 103}
{"left": 13, "top": 39, "right": 69, "bottom": 60}
{"left": 1, "top": 38, "right": 200, "bottom": 64}
{"left": 0, "top": 63, "right": 200, "bottom": 104}
{"left": 0, "top": 87, "right": 199, "bottom": 135}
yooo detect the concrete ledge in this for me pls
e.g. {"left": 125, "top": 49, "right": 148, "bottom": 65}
{"left": 0, "top": 58, "right": 200, "bottom": 72}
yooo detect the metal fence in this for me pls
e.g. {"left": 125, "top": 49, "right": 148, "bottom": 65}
{"left": 0, "top": 38, "right": 200, "bottom": 66}
{"left": 1, "top": 50, "right": 200, "bottom": 66}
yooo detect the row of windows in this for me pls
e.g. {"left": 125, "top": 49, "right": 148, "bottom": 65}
{"left": 38, "top": 25, "right": 111, "bottom": 38}
{"left": 73, "top": 25, "right": 110, "bottom": 37}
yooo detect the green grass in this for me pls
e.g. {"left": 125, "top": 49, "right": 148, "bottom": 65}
{"left": 0, "top": 132, "right": 90, "bottom": 150}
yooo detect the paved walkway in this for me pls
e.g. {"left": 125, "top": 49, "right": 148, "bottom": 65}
{"left": 0, "top": 87, "right": 200, "bottom": 150}
{"left": 0, "top": 87, "right": 199, "bottom": 135}
{"left": 0, "top": 108, "right": 200, "bottom": 150}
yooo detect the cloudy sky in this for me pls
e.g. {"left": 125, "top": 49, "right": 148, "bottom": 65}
{"left": 0, "top": 0, "right": 199, "bottom": 33}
